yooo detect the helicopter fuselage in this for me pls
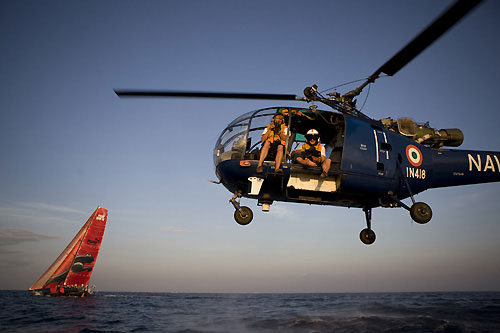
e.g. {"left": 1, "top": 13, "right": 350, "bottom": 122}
{"left": 214, "top": 107, "right": 500, "bottom": 212}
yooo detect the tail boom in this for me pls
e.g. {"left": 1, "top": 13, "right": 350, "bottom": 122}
{"left": 430, "top": 149, "right": 500, "bottom": 188}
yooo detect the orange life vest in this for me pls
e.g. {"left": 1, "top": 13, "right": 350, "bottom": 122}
{"left": 300, "top": 142, "right": 322, "bottom": 156}
{"left": 265, "top": 123, "right": 287, "bottom": 145}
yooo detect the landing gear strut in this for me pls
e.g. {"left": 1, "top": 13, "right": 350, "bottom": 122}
{"left": 230, "top": 192, "right": 253, "bottom": 225}
{"left": 360, "top": 208, "right": 376, "bottom": 245}
{"left": 395, "top": 161, "right": 433, "bottom": 224}
{"left": 389, "top": 195, "right": 433, "bottom": 224}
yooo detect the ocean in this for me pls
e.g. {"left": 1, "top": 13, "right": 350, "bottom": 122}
{"left": 1, "top": 291, "right": 499, "bottom": 332}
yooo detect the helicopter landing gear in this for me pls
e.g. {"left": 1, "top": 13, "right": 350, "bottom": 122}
{"left": 395, "top": 161, "right": 434, "bottom": 224}
{"left": 234, "top": 207, "right": 253, "bottom": 225}
{"left": 360, "top": 228, "right": 376, "bottom": 245}
{"left": 230, "top": 192, "right": 253, "bottom": 225}
{"left": 410, "top": 202, "right": 432, "bottom": 224}
{"left": 360, "top": 208, "right": 376, "bottom": 245}
{"left": 389, "top": 194, "right": 433, "bottom": 225}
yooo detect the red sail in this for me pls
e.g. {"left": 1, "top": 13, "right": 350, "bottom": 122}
{"left": 64, "top": 207, "right": 107, "bottom": 287}
{"left": 29, "top": 207, "right": 108, "bottom": 295}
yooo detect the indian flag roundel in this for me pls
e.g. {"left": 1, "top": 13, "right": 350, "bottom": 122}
{"left": 406, "top": 145, "right": 423, "bottom": 167}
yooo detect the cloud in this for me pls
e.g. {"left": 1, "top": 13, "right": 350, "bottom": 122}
{"left": 0, "top": 227, "right": 59, "bottom": 247}
{"left": 0, "top": 257, "right": 32, "bottom": 269}
{"left": 268, "top": 205, "right": 298, "bottom": 219}
{"left": 19, "top": 202, "right": 87, "bottom": 215}
{"left": 0, "top": 201, "right": 86, "bottom": 226}
{"left": 0, "top": 248, "right": 20, "bottom": 255}
{"left": 162, "top": 226, "right": 192, "bottom": 233}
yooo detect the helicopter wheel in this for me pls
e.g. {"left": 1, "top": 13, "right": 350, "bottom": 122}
{"left": 410, "top": 202, "right": 432, "bottom": 224}
{"left": 234, "top": 206, "right": 253, "bottom": 225}
{"left": 360, "top": 228, "right": 376, "bottom": 245}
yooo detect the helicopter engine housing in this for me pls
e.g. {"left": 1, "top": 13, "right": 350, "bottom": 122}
{"left": 381, "top": 118, "right": 464, "bottom": 148}
{"left": 427, "top": 128, "right": 464, "bottom": 147}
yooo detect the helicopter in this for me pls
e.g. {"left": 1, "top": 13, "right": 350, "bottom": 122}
{"left": 115, "top": 0, "right": 498, "bottom": 245}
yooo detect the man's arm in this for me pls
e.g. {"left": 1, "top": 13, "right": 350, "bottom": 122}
{"left": 315, "top": 145, "right": 326, "bottom": 163}
{"left": 278, "top": 125, "right": 287, "bottom": 143}
{"left": 261, "top": 127, "right": 270, "bottom": 143}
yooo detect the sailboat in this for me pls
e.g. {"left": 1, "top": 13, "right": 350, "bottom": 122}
{"left": 29, "top": 206, "right": 108, "bottom": 297}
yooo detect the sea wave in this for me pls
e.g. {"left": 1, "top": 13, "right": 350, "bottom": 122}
{"left": 1, "top": 291, "right": 499, "bottom": 332}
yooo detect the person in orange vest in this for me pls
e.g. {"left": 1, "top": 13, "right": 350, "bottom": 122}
{"left": 256, "top": 113, "right": 288, "bottom": 174}
{"left": 293, "top": 129, "right": 331, "bottom": 178}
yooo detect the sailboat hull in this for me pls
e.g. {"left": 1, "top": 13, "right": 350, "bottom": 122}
{"left": 31, "top": 285, "right": 95, "bottom": 297}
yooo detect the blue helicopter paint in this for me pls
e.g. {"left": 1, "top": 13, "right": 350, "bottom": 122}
{"left": 430, "top": 149, "right": 500, "bottom": 188}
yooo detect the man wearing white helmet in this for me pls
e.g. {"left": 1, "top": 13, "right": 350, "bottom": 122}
{"left": 293, "top": 129, "right": 331, "bottom": 178}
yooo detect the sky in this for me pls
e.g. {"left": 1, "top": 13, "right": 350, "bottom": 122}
{"left": 1, "top": 0, "right": 499, "bottom": 293}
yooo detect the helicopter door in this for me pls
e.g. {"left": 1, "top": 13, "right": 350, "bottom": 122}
{"left": 373, "top": 127, "right": 394, "bottom": 177}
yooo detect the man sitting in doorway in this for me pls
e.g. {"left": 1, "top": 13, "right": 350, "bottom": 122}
{"left": 256, "top": 113, "right": 288, "bottom": 174}
{"left": 292, "top": 129, "right": 331, "bottom": 178}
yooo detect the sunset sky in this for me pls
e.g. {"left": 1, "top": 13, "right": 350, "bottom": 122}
{"left": 1, "top": 0, "right": 499, "bottom": 293}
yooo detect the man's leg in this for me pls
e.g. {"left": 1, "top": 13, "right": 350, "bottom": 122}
{"left": 275, "top": 145, "right": 284, "bottom": 171}
{"left": 321, "top": 158, "right": 331, "bottom": 178}
{"left": 296, "top": 156, "right": 317, "bottom": 167}
{"left": 257, "top": 141, "right": 271, "bottom": 172}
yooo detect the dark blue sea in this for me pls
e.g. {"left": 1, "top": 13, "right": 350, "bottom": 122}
{"left": 1, "top": 291, "right": 499, "bottom": 332}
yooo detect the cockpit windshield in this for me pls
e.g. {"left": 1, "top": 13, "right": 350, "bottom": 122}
{"left": 213, "top": 108, "right": 277, "bottom": 167}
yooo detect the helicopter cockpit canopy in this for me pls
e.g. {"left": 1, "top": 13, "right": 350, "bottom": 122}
{"left": 213, "top": 107, "right": 345, "bottom": 170}
{"left": 213, "top": 108, "right": 278, "bottom": 167}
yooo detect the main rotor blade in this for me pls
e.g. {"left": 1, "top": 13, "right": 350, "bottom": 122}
{"left": 374, "top": 0, "right": 482, "bottom": 78}
{"left": 115, "top": 90, "right": 301, "bottom": 101}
